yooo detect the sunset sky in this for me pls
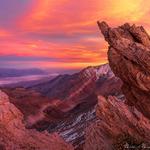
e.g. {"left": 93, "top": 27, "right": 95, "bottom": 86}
{"left": 0, "top": 0, "right": 150, "bottom": 72}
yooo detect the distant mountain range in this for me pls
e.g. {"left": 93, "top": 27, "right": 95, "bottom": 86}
{"left": 0, "top": 68, "right": 59, "bottom": 88}
{"left": 0, "top": 74, "right": 58, "bottom": 88}
{"left": 30, "top": 64, "right": 121, "bottom": 100}
{"left": 0, "top": 68, "right": 48, "bottom": 78}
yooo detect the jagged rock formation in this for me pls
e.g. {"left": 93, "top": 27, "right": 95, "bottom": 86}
{"left": 83, "top": 22, "right": 150, "bottom": 150}
{"left": 97, "top": 21, "right": 150, "bottom": 119}
{"left": 0, "top": 90, "right": 73, "bottom": 150}
{"left": 84, "top": 96, "right": 150, "bottom": 150}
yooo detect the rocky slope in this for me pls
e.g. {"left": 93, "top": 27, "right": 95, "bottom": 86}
{"left": 84, "top": 96, "right": 150, "bottom": 150}
{"left": 0, "top": 90, "right": 73, "bottom": 150}
{"left": 98, "top": 21, "right": 150, "bottom": 119}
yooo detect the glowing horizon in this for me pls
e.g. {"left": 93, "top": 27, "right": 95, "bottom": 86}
{"left": 0, "top": 0, "right": 150, "bottom": 71}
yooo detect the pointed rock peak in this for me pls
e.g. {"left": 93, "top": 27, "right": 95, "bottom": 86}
{"left": 97, "top": 21, "right": 150, "bottom": 47}
{"left": 97, "top": 21, "right": 110, "bottom": 42}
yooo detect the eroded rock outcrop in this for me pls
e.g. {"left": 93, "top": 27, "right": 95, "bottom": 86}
{"left": 97, "top": 21, "right": 150, "bottom": 119}
{"left": 0, "top": 90, "right": 73, "bottom": 150}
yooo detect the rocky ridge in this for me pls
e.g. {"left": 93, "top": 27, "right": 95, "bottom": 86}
{"left": 84, "top": 95, "right": 150, "bottom": 150}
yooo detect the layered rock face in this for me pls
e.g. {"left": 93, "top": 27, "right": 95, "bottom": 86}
{"left": 97, "top": 21, "right": 150, "bottom": 119}
{"left": 0, "top": 90, "right": 73, "bottom": 150}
